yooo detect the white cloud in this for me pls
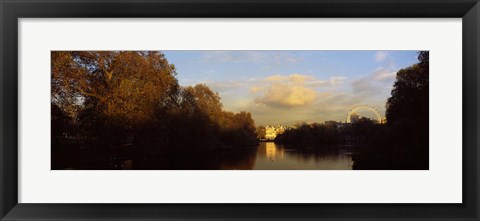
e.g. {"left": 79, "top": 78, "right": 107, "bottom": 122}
{"left": 201, "top": 51, "right": 302, "bottom": 64}
{"left": 328, "top": 76, "right": 347, "bottom": 86}
{"left": 204, "top": 70, "right": 216, "bottom": 74}
{"left": 182, "top": 78, "right": 253, "bottom": 93}
{"left": 272, "top": 52, "right": 301, "bottom": 64}
{"left": 250, "top": 86, "right": 264, "bottom": 93}
{"left": 201, "top": 51, "right": 235, "bottom": 62}
{"left": 352, "top": 78, "right": 375, "bottom": 94}
{"left": 373, "top": 70, "right": 397, "bottom": 81}
{"left": 375, "top": 51, "right": 388, "bottom": 62}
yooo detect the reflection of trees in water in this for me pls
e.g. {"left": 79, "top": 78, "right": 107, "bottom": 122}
{"left": 131, "top": 147, "right": 257, "bottom": 170}
{"left": 284, "top": 149, "right": 351, "bottom": 165}
{"left": 218, "top": 149, "right": 257, "bottom": 170}
{"left": 273, "top": 142, "right": 347, "bottom": 163}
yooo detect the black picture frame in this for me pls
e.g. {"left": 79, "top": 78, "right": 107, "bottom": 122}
{"left": 1, "top": 0, "right": 479, "bottom": 220}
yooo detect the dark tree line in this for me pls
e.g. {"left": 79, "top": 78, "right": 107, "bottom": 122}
{"left": 273, "top": 118, "right": 383, "bottom": 147}
{"left": 51, "top": 51, "right": 257, "bottom": 168}
{"left": 274, "top": 123, "right": 342, "bottom": 146}
{"left": 354, "top": 51, "right": 429, "bottom": 169}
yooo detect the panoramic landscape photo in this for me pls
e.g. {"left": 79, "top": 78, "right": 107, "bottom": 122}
{"left": 51, "top": 50, "right": 429, "bottom": 170}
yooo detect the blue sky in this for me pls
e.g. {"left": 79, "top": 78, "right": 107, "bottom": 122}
{"left": 163, "top": 50, "right": 419, "bottom": 126}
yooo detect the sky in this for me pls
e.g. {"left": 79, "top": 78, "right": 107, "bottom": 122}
{"left": 162, "top": 50, "right": 419, "bottom": 126}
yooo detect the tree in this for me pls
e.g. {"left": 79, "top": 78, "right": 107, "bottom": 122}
{"left": 217, "top": 111, "right": 257, "bottom": 146}
{"left": 274, "top": 123, "right": 343, "bottom": 146}
{"left": 51, "top": 103, "right": 72, "bottom": 145}
{"left": 184, "top": 84, "right": 223, "bottom": 122}
{"left": 51, "top": 51, "right": 88, "bottom": 119}
{"left": 382, "top": 51, "right": 429, "bottom": 169}
{"left": 52, "top": 51, "right": 179, "bottom": 128}
{"left": 386, "top": 51, "right": 429, "bottom": 126}
{"left": 51, "top": 50, "right": 259, "bottom": 164}
{"left": 257, "top": 126, "right": 266, "bottom": 139}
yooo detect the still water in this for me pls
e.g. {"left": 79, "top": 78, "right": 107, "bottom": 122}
{"left": 110, "top": 142, "right": 354, "bottom": 170}
{"left": 252, "top": 142, "right": 353, "bottom": 170}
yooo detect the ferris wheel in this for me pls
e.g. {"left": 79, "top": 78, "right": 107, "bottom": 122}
{"left": 346, "top": 105, "right": 382, "bottom": 123}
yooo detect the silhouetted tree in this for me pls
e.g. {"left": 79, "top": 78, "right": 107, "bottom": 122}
{"left": 51, "top": 103, "right": 72, "bottom": 146}
{"left": 274, "top": 123, "right": 343, "bottom": 147}
{"left": 387, "top": 51, "right": 429, "bottom": 168}
{"left": 387, "top": 51, "right": 429, "bottom": 127}
{"left": 354, "top": 51, "right": 429, "bottom": 170}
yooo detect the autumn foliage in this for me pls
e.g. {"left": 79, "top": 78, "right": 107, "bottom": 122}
{"left": 51, "top": 51, "right": 258, "bottom": 160}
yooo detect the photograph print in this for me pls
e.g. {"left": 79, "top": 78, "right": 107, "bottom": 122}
{"left": 51, "top": 50, "right": 429, "bottom": 170}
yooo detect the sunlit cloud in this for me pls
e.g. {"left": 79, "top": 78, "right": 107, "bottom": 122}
{"left": 263, "top": 74, "right": 346, "bottom": 87}
{"left": 255, "top": 83, "right": 317, "bottom": 107}
{"left": 252, "top": 74, "right": 346, "bottom": 108}
{"left": 264, "top": 74, "right": 314, "bottom": 83}
{"left": 250, "top": 86, "right": 264, "bottom": 93}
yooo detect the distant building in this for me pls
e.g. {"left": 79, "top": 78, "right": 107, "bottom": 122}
{"left": 324, "top": 120, "right": 337, "bottom": 127}
{"left": 371, "top": 118, "right": 380, "bottom": 124}
{"left": 265, "top": 125, "right": 287, "bottom": 140}
{"left": 323, "top": 120, "right": 348, "bottom": 132}
{"left": 350, "top": 113, "right": 360, "bottom": 123}
{"left": 335, "top": 122, "right": 348, "bottom": 130}
{"left": 381, "top": 118, "right": 387, "bottom": 124}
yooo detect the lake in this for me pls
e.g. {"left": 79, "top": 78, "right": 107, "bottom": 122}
{"left": 252, "top": 142, "right": 354, "bottom": 170}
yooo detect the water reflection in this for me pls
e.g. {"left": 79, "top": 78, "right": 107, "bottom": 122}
{"left": 264, "top": 142, "right": 284, "bottom": 161}
{"left": 132, "top": 147, "right": 258, "bottom": 170}
{"left": 253, "top": 142, "right": 353, "bottom": 170}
